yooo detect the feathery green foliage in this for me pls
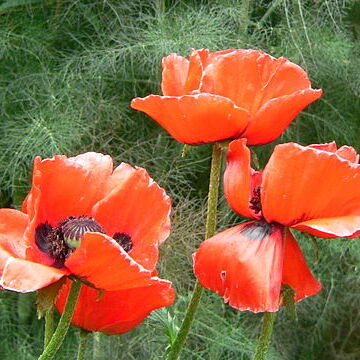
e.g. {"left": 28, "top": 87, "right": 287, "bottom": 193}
{"left": 0, "top": 0, "right": 359, "bottom": 359}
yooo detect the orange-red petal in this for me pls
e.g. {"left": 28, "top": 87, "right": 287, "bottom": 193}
{"left": 243, "top": 88, "right": 322, "bottom": 145}
{"left": 161, "top": 54, "right": 189, "bottom": 96}
{"left": 34, "top": 153, "right": 113, "bottom": 224}
{"left": 199, "top": 48, "right": 237, "bottom": 67}
{"left": 130, "top": 94, "right": 249, "bottom": 145}
{"left": 0, "top": 248, "right": 66, "bottom": 292}
{"left": 261, "top": 143, "right": 360, "bottom": 232}
{"left": 292, "top": 216, "right": 360, "bottom": 238}
{"left": 162, "top": 49, "right": 235, "bottom": 96}
{"left": 92, "top": 164, "right": 171, "bottom": 271}
{"left": 0, "top": 209, "right": 65, "bottom": 292}
{"left": 281, "top": 229, "right": 321, "bottom": 301}
{"left": 202, "top": 50, "right": 278, "bottom": 110}
{"left": 0, "top": 209, "right": 29, "bottom": 258}
{"left": 24, "top": 153, "right": 114, "bottom": 263}
{"left": 308, "top": 142, "right": 337, "bottom": 152}
{"left": 199, "top": 49, "right": 322, "bottom": 144}
{"left": 201, "top": 50, "right": 314, "bottom": 112}
{"left": 224, "top": 139, "right": 262, "bottom": 219}
{"left": 183, "top": 49, "right": 237, "bottom": 93}
{"left": 336, "top": 145, "right": 359, "bottom": 163}
{"left": 309, "top": 142, "right": 359, "bottom": 163}
{"left": 55, "top": 277, "right": 175, "bottom": 334}
{"left": 65, "top": 233, "right": 155, "bottom": 290}
{"left": 193, "top": 221, "right": 284, "bottom": 313}
{"left": 183, "top": 49, "right": 205, "bottom": 93}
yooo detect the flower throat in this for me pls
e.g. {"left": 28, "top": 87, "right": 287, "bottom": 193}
{"left": 35, "top": 216, "right": 132, "bottom": 267}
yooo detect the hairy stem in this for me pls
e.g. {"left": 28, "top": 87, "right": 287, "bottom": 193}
{"left": 92, "top": 332, "right": 102, "bottom": 360}
{"left": 44, "top": 308, "right": 55, "bottom": 349}
{"left": 93, "top": 332, "right": 101, "bottom": 360}
{"left": 253, "top": 312, "right": 277, "bottom": 360}
{"left": 77, "top": 329, "right": 90, "bottom": 360}
{"left": 167, "top": 142, "right": 223, "bottom": 360}
{"left": 38, "top": 279, "right": 82, "bottom": 360}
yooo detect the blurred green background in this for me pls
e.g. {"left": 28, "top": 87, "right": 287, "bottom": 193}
{"left": 0, "top": 0, "right": 359, "bottom": 359}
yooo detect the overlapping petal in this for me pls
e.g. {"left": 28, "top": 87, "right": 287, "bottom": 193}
{"left": 55, "top": 277, "right": 175, "bottom": 334}
{"left": 242, "top": 88, "right": 322, "bottom": 145}
{"left": 292, "top": 216, "right": 360, "bottom": 238}
{"left": 0, "top": 209, "right": 29, "bottom": 258}
{"left": 199, "top": 49, "right": 322, "bottom": 144}
{"left": 92, "top": 164, "right": 171, "bottom": 270}
{"left": 133, "top": 48, "right": 321, "bottom": 145}
{"left": 0, "top": 151, "right": 173, "bottom": 307}
{"left": 308, "top": 143, "right": 358, "bottom": 163}
{"left": 131, "top": 94, "right": 249, "bottom": 145}
{"left": 181, "top": 49, "right": 237, "bottom": 94}
{"left": 193, "top": 221, "right": 284, "bottom": 312}
{"left": 261, "top": 142, "right": 360, "bottom": 237}
{"left": 0, "top": 209, "right": 67, "bottom": 292}
{"left": 65, "top": 233, "right": 154, "bottom": 290}
{"left": 0, "top": 252, "right": 66, "bottom": 293}
{"left": 28, "top": 153, "right": 113, "bottom": 225}
{"left": 23, "top": 153, "right": 114, "bottom": 264}
{"left": 182, "top": 50, "right": 204, "bottom": 94}
{"left": 224, "top": 139, "right": 262, "bottom": 219}
{"left": 336, "top": 145, "right": 359, "bottom": 163}
{"left": 161, "top": 54, "right": 189, "bottom": 96}
{"left": 281, "top": 229, "right": 321, "bottom": 301}
{"left": 201, "top": 50, "right": 287, "bottom": 110}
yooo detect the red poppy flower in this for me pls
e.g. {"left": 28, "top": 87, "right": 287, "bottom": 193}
{"left": 131, "top": 49, "right": 322, "bottom": 145}
{"left": 0, "top": 152, "right": 174, "bottom": 333}
{"left": 194, "top": 139, "right": 360, "bottom": 312}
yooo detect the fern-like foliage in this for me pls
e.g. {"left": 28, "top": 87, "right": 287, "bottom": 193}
{"left": 0, "top": 1, "right": 359, "bottom": 359}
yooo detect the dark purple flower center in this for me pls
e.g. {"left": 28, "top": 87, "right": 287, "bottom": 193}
{"left": 35, "top": 216, "right": 133, "bottom": 267}
{"left": 113, "top": 233, "right": 133, "bottom": 252}
{"left": 240, "top": 220, "right": 273, "bottom": 240}
{"left": 249, "top": 186, "right": 262, "bottom": 214}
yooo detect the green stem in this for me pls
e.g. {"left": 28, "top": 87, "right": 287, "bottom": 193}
{"left": 92, "top": 332, "right": 101, "bottom": 360}
{"left": 77, "top": 329, "right": 90, "bottom": 360}
{"left": 256, "top": 0, "right": 282, "bottom": 29}
{"left": 38, "top": 279, "right": 82, "bottom": 360}
{"left": 44, "top": 308, "right": 54, "bottom": 349}
{"left": 205, "top": 143, "right": 223, "bottom": 239}
{"left": 156, "top": 0, "right": 166, "bottom": 18}
{"left": 167, "top": 143, "right": 223, "bottom": 360}
{"left": 253, "top": 312, "right": 277, "bottom": 360}
{"left": 239, "top": 0, "right": 252, "bottom": 34}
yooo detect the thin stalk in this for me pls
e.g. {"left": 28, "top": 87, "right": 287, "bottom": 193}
{"left": 253, "top": 312, "right": 276, "bottom": 360}
{"left": 167, "top": 142, "right": 223, "bottom": 360}
{"left": 256, "top": 0, "right": 282, "bottom": 29}
{"left": 44, "top": 308, "right": 55, "bottom": 348}
{"left": 93, "top": 332, "right": 101, "bottom": 360}
{"left": 77, "top": 329, "right": 90, "bottom": 360}
{"left": 239, "top": 0, "right": 252, "bottom": 35}
{"left": 38, "top": 279, "right": 82, "bottom": 360}
{"left": 155, "top": 0, "right": 166, "bottom": 19}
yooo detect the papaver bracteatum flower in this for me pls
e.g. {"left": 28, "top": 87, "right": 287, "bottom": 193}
{"left": 0, "top": 152, "right": 175, "bottom": 334}
{"left": 131, "top": 48, "right": 322, "bottom": 145}
{"left": 193, "top": 139, "right": 360, "bottom": 312}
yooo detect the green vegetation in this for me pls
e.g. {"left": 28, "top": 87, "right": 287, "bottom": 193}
{"left": 0, "top": 0, "right": 359, "bottom": 359}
